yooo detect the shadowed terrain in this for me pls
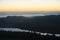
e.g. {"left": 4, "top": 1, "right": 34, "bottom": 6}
{"left": 0, "top": 31, "right": 59, "bottom": 40}
{"left": 0, "top": 15, "right": 60, "bottom": 33}
{"left": 0, "top": 15, "right": 60, "bottom": 40}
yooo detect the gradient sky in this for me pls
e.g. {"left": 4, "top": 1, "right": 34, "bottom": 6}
{"left": 0, "top": 0, "right": 60, "bottom": 12}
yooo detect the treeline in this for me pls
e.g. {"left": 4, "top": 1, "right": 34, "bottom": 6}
{"left": 0, "top": 15, "right": 60, "bottom": 33}
{"left": 0, "top": 31, "right": 59, "bottom": 40}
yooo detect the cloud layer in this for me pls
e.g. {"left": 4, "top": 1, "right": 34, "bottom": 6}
{"left": 0, "top": 12, "right": 60, "bottom": 17}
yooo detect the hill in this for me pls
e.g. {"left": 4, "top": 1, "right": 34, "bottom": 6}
{"left": 0, "top": 15, "right": 60, "bottom": 33}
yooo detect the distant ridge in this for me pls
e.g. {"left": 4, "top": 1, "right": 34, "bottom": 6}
{"left": 0, "top": 12, "right": 60, "bottom": 17}
{"left": 0, "top": 15, "right": 60, "bottom": 34}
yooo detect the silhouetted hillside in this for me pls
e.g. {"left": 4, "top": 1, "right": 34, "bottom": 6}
{"left": 0, "top": 15, "right": 60, "bottom": 33}
{"left": 0, "top": 31, "right": 59, "bottom": 40}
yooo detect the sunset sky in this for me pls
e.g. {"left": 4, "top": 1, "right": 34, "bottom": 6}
{"left": 0, "top": 0, "right": 60, "bottom": 12}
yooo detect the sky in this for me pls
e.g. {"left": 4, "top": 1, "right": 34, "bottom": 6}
{"left": 0, "top": 0, "right": 60, "bottom": 12}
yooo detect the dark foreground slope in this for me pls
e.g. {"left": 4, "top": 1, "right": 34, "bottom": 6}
{"left": 0, "top": 31, "right": 59, "bottom": 40}
{"left": 0, "top": 15, "right": 60, "bottom": 33}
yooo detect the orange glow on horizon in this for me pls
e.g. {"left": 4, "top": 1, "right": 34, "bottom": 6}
{"left": 0, "top": 7, "right": 60, "bottom": 12}
{"left": 0, "top": 0, "right": 60, "bottom": 12}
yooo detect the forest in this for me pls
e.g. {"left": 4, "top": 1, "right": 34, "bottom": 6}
{"left": 0, "top": 15, "right": 60, "bottom": 33}
{"left": 0, "top": 31, "right": 59, "bottom": 40}
{"left": 0, "top": 15, "right": 60, "bottom": 40}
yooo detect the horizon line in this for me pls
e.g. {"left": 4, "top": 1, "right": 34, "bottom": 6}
{"left": 0, "top": 11, "right": 60, "bottom": 13}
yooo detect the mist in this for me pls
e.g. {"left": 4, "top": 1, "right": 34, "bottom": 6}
{"left": 0, "top": 12, "right": 60, "bottom": 17}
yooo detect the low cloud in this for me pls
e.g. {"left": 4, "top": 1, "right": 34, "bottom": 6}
{"left": 0, "top": 12, "right": 60, "bottom": 17}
